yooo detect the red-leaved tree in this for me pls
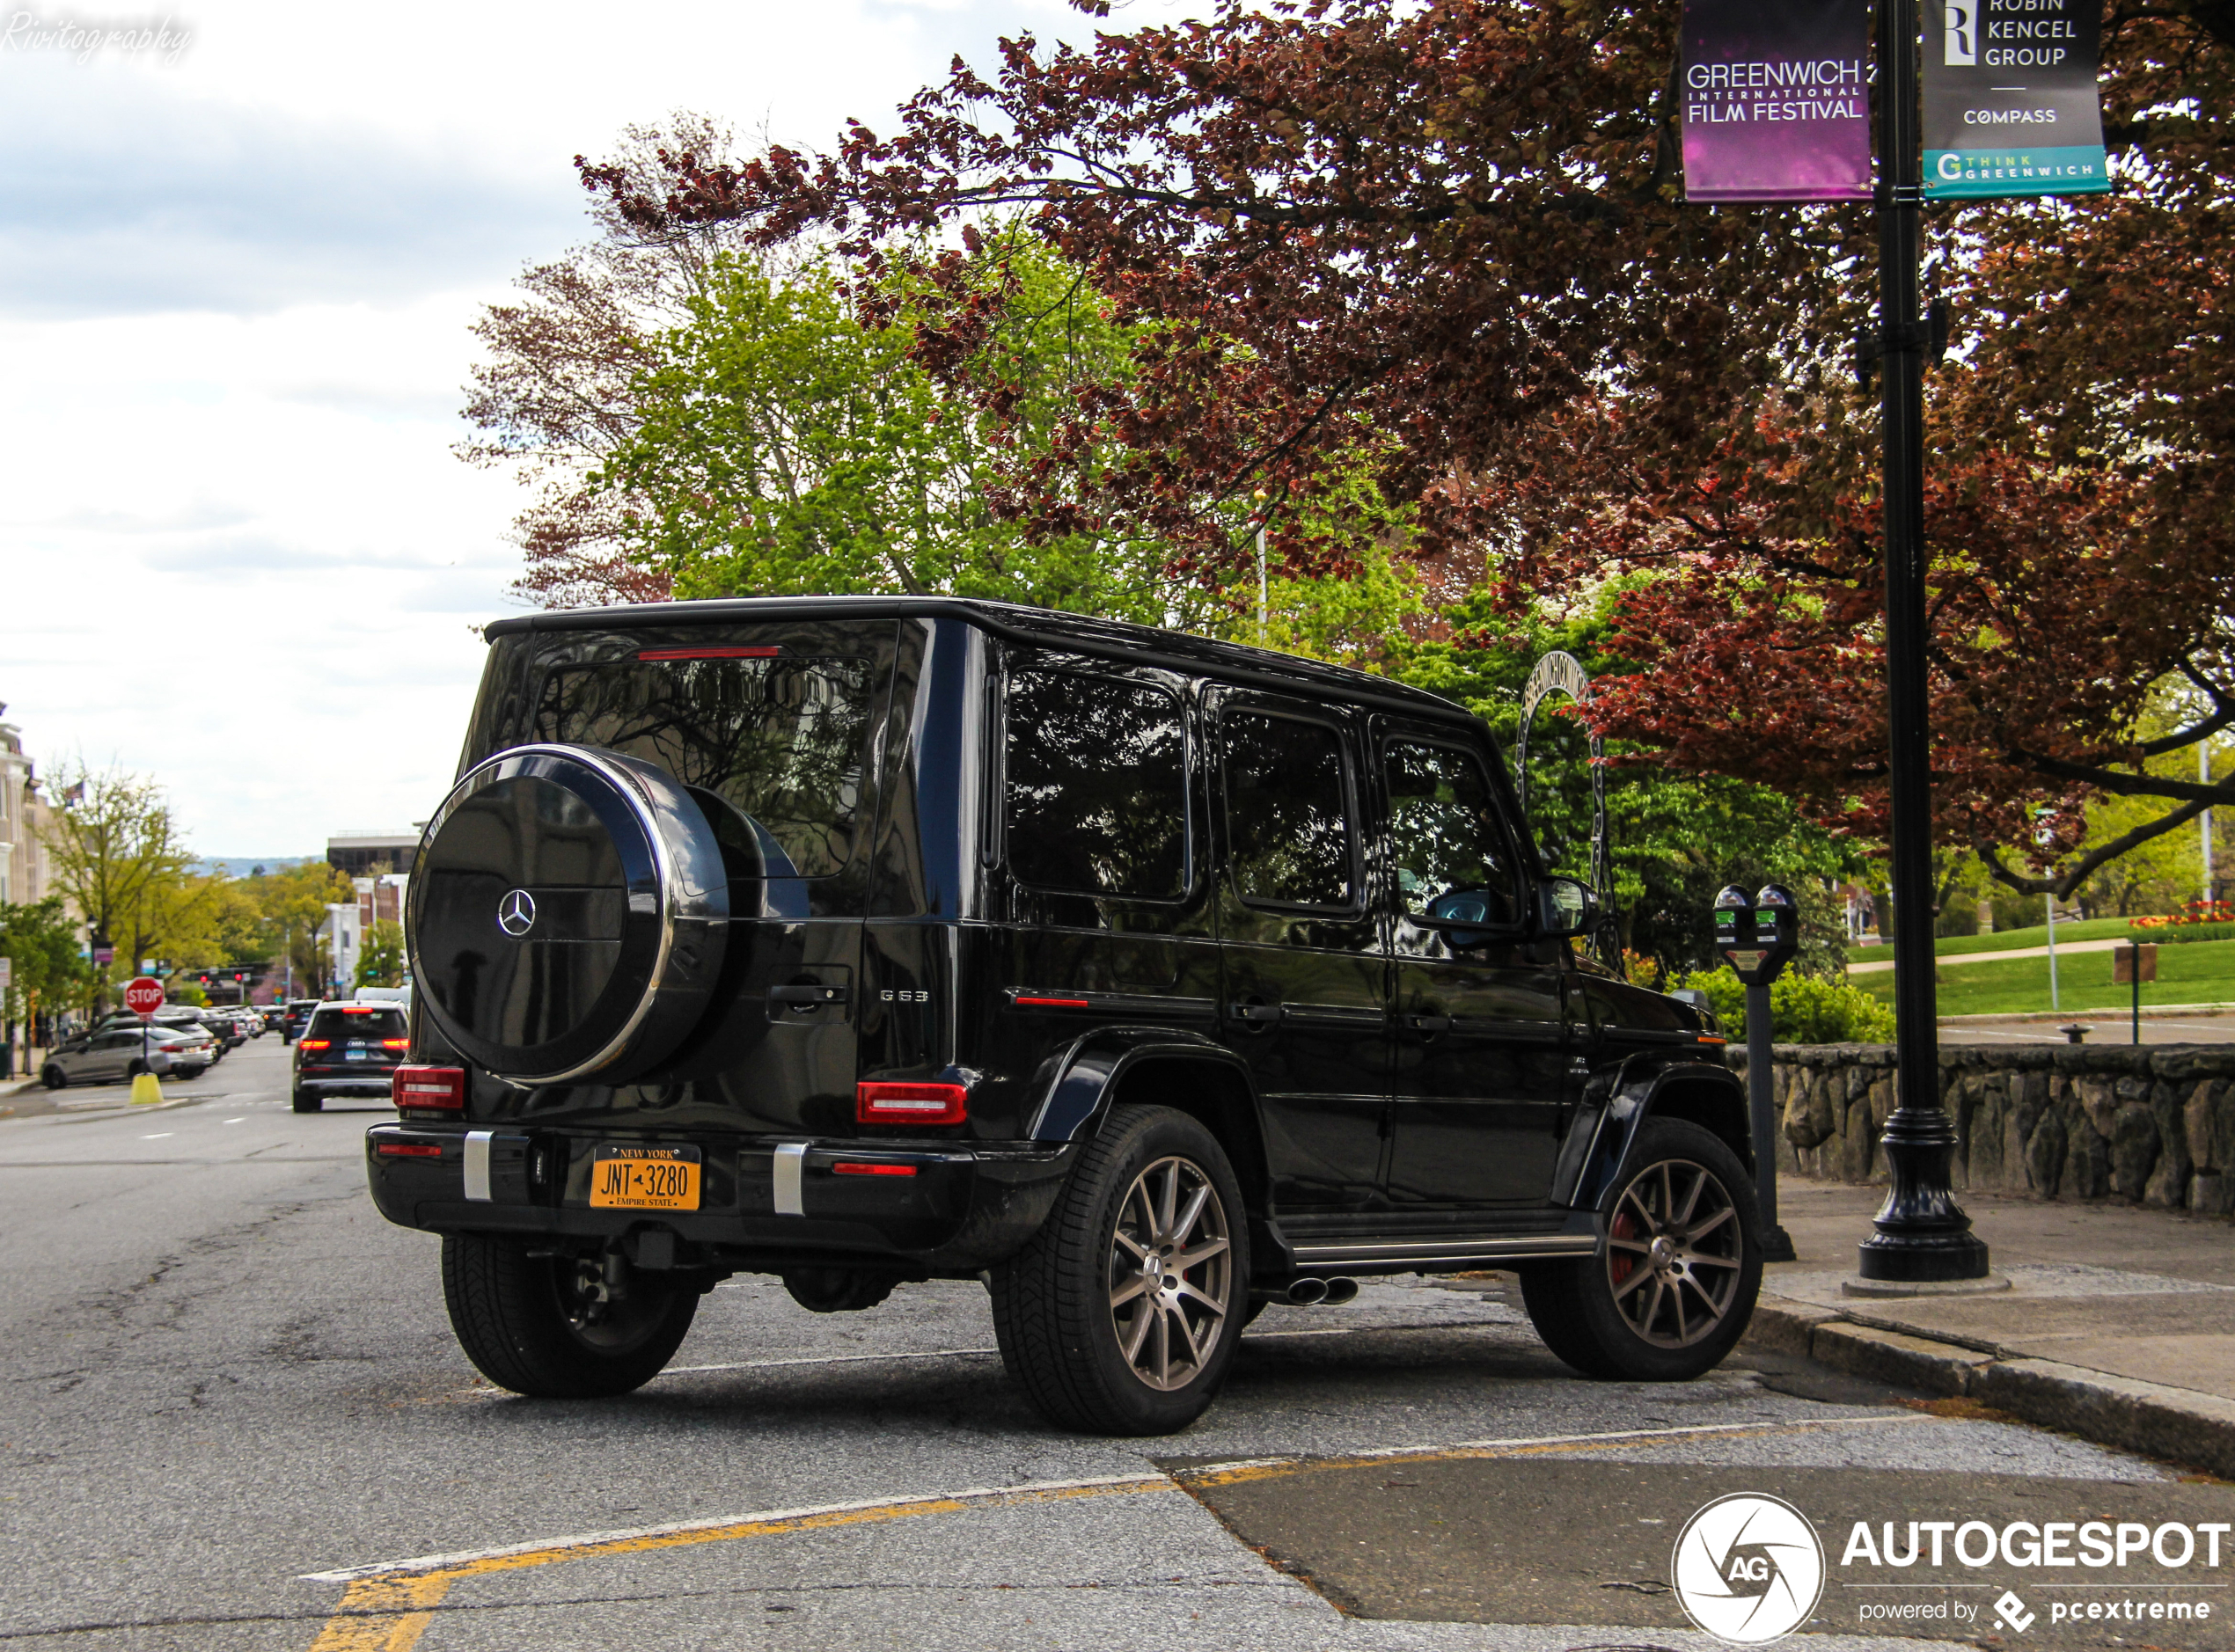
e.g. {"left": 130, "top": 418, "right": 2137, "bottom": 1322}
{"left": 579, "top": 0, "right": 2235, "bottom": 887}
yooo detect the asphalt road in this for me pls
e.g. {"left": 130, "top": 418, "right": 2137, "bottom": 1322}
{"left": 4, "top": 1038, "right": 2230, "bottom": 1650}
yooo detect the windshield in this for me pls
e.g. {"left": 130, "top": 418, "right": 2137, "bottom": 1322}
{"left": 531, "top": 654, "right": 876, "bottom": 879}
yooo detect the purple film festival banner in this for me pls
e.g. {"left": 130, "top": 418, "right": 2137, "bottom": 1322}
{"left": 1681, "top": 0, "right": 1872, "bottom": 203}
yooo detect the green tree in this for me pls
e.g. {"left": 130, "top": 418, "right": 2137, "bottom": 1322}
{"left": 596, "top": 235, "right": 1197, "bottom": 623}
{"left": 0, "top": 895, "right": 97, "bottom": 1046}
{"left": 40, "top": 763, "right": 200, "bottom": 1004}
{"left": 355, "top": 919, "right": 406, "bottom": 989}
{"left": 1389, "top": 588, "right": 1867, "bottom": 978}
{"left": 240, "top": 862, "right": 356, "bottom": 993}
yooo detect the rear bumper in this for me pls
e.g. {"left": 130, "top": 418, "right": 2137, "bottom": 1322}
{"left": 301, "top": 1068, "right": 399, "bottom": 1099}
{"left": 364, "top": 1126, "right": 1077, "bottom": 1273}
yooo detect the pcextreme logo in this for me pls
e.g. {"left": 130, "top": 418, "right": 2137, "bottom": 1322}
{"left": 1672, "top": 1494, "right": 1827, "bottom": 1644}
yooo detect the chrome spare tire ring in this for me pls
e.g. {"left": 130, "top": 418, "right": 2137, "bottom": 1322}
{"left": 1107, "top": 1154, "right": 1233, "bottom": 1392}
{"left": 1605, "top": 1157, "right": 1745, "bottom": 1349}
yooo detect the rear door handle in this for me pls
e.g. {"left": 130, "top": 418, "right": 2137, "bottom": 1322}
{"left": 768, "top": 984, "right": 848, "bottom": 1009}
{"left": 1227, "top": 1002, "right": 1284, "bottom": 1025}
{"left": 1404, "top": 1012, "right": 1452, "bottom": 1035}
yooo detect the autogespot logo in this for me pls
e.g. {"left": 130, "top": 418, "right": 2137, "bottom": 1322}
{"left": 1673, "top": 1494, "right": 1827, "bottom": 1644}
{"left": 496, "top": 888, "right": 538, "bottom": 938}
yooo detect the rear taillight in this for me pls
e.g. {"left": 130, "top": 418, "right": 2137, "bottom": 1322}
{"left": 298, "top": 1039, "right": 330, "bottom": 1051}
{"left": 393, "top": 1065, "right": 466, "bottom": 1110}
{"left": 381, "top": 1039, "right": 407, "bottom": 1050}
{"left": 855, "top": 1081, "right": 968, "bottom": 1126}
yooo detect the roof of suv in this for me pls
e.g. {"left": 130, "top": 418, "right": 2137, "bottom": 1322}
{"left": 482, "top": 596, "right": 1484, "bottom": 731}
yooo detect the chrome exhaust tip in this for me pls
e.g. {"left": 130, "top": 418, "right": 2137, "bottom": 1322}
{"left": 1319, "top": 1276, "right": 1359, "bottom": 1305}
{"left": 1285, "top": 1276, "right": 1329, "bottom": 1305}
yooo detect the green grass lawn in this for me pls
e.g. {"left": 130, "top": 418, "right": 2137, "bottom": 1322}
{"left": 1855, "top": 935, "right": 2235, "bottom": 1017}
{"left": 1850, "top": 917, "right": 2138, "bottom": 964}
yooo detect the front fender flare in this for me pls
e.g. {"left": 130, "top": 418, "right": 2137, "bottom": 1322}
{"left": 1550, "top": 1058, "right": 1749, "bottom": 1211}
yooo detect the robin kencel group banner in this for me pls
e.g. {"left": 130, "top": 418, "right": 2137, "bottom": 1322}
{"left": 1680, "top": 0, "right": 1871, "bottom": 202}
{"left": 1924, "top": 0, "right": 2109, "bottom": 197}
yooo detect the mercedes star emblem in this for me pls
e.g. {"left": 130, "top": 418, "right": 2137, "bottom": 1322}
{"left": 496, "top": 888, "right": 538, "bottom": 937}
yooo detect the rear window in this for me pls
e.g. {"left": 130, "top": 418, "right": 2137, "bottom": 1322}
{"left": 531, "top": 654, "right": 876, "bottom": 879}
{"left": 308, "top": 1008, "right": 407, "bottom": 1041}
{"left": 1005, "top": 668, "right": 1189, "bottom": 900}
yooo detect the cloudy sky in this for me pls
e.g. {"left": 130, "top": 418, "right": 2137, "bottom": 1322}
{"left": 0, "top": 0, "right": 1115, "bottom": 858}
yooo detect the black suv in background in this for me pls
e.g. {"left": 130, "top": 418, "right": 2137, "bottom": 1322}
{"left": 294, "top": 1003, "right": 409, "bottom": 1113}
{"left": 370, "top": 598, "right": 1755, "bottom": 1435}
{"left": 280, "top": 999, "right": 319, "bottom": 1044}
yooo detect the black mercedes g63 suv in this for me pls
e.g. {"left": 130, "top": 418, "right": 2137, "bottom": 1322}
{"left": 370, "top": 596, "right": 1756, "bottom": 1435}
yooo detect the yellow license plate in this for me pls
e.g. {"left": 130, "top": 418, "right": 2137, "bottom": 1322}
{"left": 587, "top": 1144, "right": 701, "bottom": 1210}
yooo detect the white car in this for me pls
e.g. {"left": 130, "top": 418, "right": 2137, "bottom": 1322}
{"left": 42, "top": 1026, "right": 215, "bottom": 1087}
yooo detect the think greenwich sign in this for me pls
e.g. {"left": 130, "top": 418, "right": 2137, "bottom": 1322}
{"left": 1925, "top": 0, "right": 2111, "bottom": 197}
{"left": 1679, "top": 0, "right": 1871, "bottom": 201}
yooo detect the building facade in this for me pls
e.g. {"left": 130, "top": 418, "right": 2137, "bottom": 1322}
{"left": 0, "top": 710, "right": 57, "bottom": 909}
{"left": 328, "top": 830, "right": 419, "bottom": 878}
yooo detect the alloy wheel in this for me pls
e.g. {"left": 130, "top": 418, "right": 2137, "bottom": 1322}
{"left": 1605, "top": 1158, "right": 1744, "bottom": 1348}
{"left": 1107, "top": 1154, "right": 1233, "bottom": 1391}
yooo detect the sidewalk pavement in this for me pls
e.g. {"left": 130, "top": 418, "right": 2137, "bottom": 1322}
{"left": 1941, "top": 1005, "right": 2235, "bottom": 1044}
{"left": 1752, "top": 1179, "right": 2235, "bottom": 1476}
{"left": 1850, "top": 935, "right": 2133, "bottom": 974}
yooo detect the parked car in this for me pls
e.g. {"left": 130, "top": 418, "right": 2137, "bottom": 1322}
{"left": 293, "top": 1003, "right": 409, "bottom": 1113}
{"left": 368, "top": 596, "right": 1754, "bottom": 1432}
{"left": 99, "top": 1006, "right": 238, "bottom": 1057}
{"left": 44, "top": 1024, "right": 216, "bottom": 1086}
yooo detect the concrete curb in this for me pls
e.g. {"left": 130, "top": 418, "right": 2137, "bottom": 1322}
{"left": 1749, "top": 1291, "right": 2235, "bottom": 1478}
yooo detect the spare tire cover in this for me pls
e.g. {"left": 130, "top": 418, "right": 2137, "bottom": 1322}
{"left": 407, "top": 744, "right": 728, "bottom": 1085}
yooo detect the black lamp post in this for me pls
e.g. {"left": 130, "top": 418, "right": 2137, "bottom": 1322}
{"left": 1855, "top": 0, "right": 1990, "bottom": 1284}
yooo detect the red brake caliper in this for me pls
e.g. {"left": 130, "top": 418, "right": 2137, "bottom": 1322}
{"left": 1608, "top": 1208, "right": 1638, "bottom": 1287}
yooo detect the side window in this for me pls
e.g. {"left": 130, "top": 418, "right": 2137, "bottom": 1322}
{"left": 1005, "top": 669, "right": 1189, "bottom": 900}
{"left": 1385, "top": 740, "right": 1521, "bottom": 929}
{"left": 1221, "top": 712, "right": 1356, "bottom": 910}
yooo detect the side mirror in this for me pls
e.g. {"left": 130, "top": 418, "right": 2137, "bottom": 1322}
{"left": 1537, "top": 875, "right": 1594, "bottom": 939}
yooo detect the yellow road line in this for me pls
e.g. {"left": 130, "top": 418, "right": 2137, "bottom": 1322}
{"left": 298, "top": 1413, "right": 1929, "bottom": 1648}
{"left": 301, "top": 1476, "right": 1173, "bottom": 1648}
{"left": 306, "top": 1575, "right": 451, "bottom": 1652}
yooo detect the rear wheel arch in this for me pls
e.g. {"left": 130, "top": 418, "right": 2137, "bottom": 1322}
{"left": 1102, "top": 1055, "right": 1271, "bottom": 1217}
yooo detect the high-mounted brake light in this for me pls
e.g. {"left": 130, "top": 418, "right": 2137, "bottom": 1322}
{"left": 637, "top": 647, "right": 781, "bottom": 661}
{"left": 393, "top": 1065, "right": 467, "bottom": 1110}
{"left": 855, "top": 1081, "right": 968, "bottom": 1126}
{"left": 298, "top": 1039, "right": 331, "bottom": 1051}
{"left": 833, "top": 1161, "right": 918, "bottom": 1177}
{"left": 341, "top": 1005, "right": 383, "bottom": 1014}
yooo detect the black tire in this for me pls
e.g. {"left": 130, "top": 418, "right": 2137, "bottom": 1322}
{"left": 1521, "top": 1117, "right": 1762, "bottom": 1381}
{"left": 126, "top": 1060, "right": 147, "bottom": 1078}
{"left": 291, "top": 1090, "right": 322, "bottom": 1114}
{"left": 990, "top": 1104, "right": 1249, "bottom": 1436}
{"left": 442, "top": 1234, "right": 698, "bottom": 1399}
{"left": 40, "top": 1065, "right": 64, "bottom": 1090}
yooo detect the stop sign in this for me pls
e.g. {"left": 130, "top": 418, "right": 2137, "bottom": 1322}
{"left": 122, "top": 976, "right": 165, "bottom": 1018}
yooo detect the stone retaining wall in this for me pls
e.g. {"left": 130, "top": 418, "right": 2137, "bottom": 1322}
{"left": 1728, "top": 1043, "right": 2235, "bottom": 1215}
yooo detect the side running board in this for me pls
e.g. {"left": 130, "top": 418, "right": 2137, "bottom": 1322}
{"left": 1288, "top": 1234, "right": 1599, "bottom": 1269}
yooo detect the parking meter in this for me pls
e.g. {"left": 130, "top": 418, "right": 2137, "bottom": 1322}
{"left": 1717, "top": 882, "right": 1799, "bottom": 986}
{"left": 1713, "top": 884, "right": 1799, "bottom": 1261}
